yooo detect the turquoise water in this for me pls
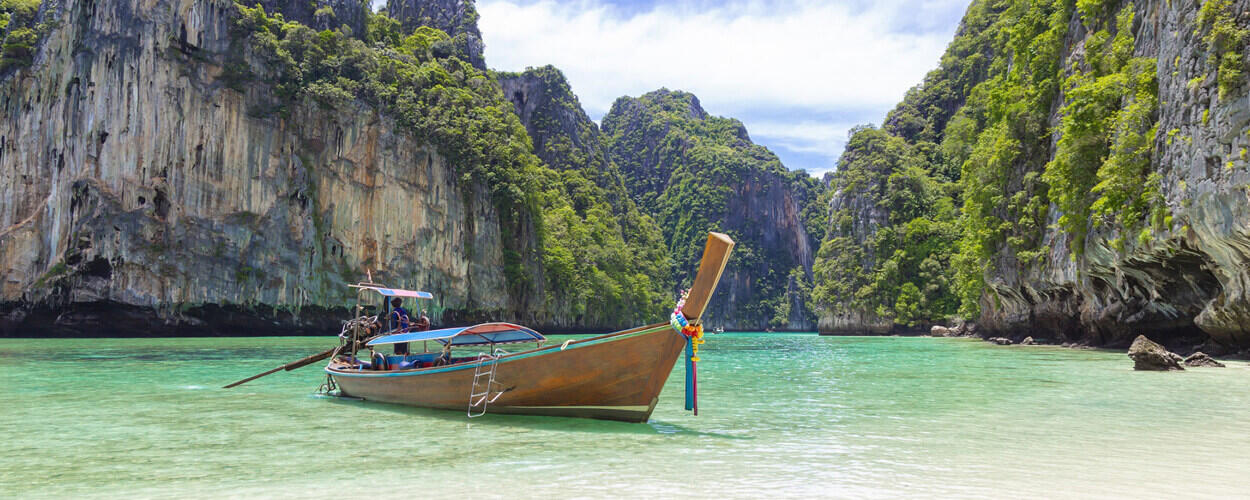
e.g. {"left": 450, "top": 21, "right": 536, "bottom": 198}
{"left": 3, "top": 334, "right": 1250, "bottom": 498}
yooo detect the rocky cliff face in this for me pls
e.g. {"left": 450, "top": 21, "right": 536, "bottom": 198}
{"left": 499, "top": 66, "right": 620, "bottom": 186}
{"left": 497, "top": 66, "right": 672, "bottom": 329}
{"left": 386, "top": 0, "right": 484, "bottom": 69}
{"left": 247, "top": 0, "right": 366, "bottom": 34}
{"left": 0, "top": 0, "right": 528, "bottom": 336}
{"left": 603, "top": 89, "right": 823, "bottom": 330}
{"left": 499, "top": 65, "right": 656, "bottom": 221}
{"left": 814, "top": 0, "right": 1250, "bottom": 351}
{"left": 981, "top": 0, "right": 1250, "bottom": 350}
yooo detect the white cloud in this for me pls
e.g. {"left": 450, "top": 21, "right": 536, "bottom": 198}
{"left": 748, "top": 119, "right": 850, "bottom": 158}
{"left": 477, "top": 0, "right": 964, "bottom": 175}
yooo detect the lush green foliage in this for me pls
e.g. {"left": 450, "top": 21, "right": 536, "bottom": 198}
{"left": 226, "top": 6, "right": 669, "bottom": 324}
{"left": 0, "top": 0, "right": 41, "bottom": 72}
{"left": 814, "top": 0, "right": 1172, "bottom": 324}
{"left": 533, "top": 174, "right": 671, "bottom": 325}
{"left": 1044, "top": 6, "right": 1165, "bottom": 254}
{"left": 498, "top": 66, "right": 673, "bottom": 324}
{"left": 603, "top": 90, "right": 826, "bottom": 328}
{"left": 1197, "top": 0, "right": 1250, "bottom": 98}
{"left": 952, "top": 0, "right": 1071, "bottom": 316}
{"left": 812, "top": 127, "right": 960, "bottom": 327}
{"left": 0, "top": 0, "right": 37, "bottom": 27}
{"left": 229, "top": 4, "right": 541, "bottom": 291}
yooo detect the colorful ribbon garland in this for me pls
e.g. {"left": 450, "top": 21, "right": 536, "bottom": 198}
{"left": 670, "top": 289, "right": 704, "bottom": 415}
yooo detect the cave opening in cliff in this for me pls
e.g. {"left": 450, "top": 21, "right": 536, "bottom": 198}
{"left": 1089, "top": 246, "right": 1224, "bottom": 349}
{"left": 153, "top": 189, "right": 170, "bottom": 219}
{"left": 82, "top": 257, "right": 112, "bottom": 280}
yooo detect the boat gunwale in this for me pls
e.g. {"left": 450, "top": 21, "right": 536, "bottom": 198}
{"left": 326, "top": 322, "right": 674, "bottom": 379}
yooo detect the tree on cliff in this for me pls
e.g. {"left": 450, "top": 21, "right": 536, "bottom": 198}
{"left": 603, "top": 89, "right": 826, "bottom": 330}
{"left": 813, "top": 0, "right": 1250, "bottom": 349}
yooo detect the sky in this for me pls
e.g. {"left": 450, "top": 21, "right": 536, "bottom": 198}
{"left": 472, "top": 0, "right": 971, "bottom": 177}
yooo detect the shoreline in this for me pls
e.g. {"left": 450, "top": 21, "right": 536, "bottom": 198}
{"left": 820, "top": 327, "right": 1250, "bottom": 361}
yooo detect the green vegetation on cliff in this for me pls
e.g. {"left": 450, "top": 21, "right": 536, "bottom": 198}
{"left": 498, "top": 66, "right": 672, "bottom": 324}
{"left": 604, "top": 90, "right": 825, "bottom": 328}
{"left": 1045, "top": 6, "right": 1165, "bottom": 254}
{"left": 1197, "top": 0, "right": 1249, "bottom": 98}
{"left": 226, "top": 4, "right": 670, "bottom": 325}
{"left": 814, "top": 0, "right": 1172, "bottom": 326}
{"left": 0, "top": 0, "right": 42, "bottom": 72}
{"left": 812, "top": 126, "right": 960, "bottom": 328}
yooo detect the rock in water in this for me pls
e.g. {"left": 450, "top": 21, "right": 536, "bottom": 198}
{"left": 1183, "top": 352, "right": 1226, "bottom": 368}
{"left": 1127, "top": 335, "right": 1184, "bottom": 371}
{"left": 931, "top": 325, "right": 956, "bottom": 337}
{"left": 989, "top": 337, "right": 1013, "bottom": 345}
{"left": 1020, "top": 336, "right": 1036, "bottom": 345}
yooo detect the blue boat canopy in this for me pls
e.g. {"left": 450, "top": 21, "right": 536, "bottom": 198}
{"left": 367, "top": 322, "right": 545, "bottom": 347}
{"left": 349, "top": 285, "right": 434, "bottom": 300}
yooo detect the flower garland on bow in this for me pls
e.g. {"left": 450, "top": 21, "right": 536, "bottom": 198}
{"left": 670, "top": 289, "right": 705, "bottom": 414}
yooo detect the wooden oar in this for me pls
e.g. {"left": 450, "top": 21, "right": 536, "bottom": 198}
{"left": 223, "top": 347, "right": 336, "bottom": 388}
{"left": 682, "top": 232, "right": 735, "bottom": 326}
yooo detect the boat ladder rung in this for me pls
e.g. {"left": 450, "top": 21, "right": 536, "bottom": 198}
{"left": 468, "top": 351, "right": 504, "bottom": 418}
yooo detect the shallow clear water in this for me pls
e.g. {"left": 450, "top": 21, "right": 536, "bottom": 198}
{"left": 3, "top": 334, "right": 1249, "bottom": 498}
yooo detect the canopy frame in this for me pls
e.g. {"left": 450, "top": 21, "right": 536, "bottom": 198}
{"left": 367, "top": 322, "right": 545, "bottom": 348}
{"left": 348, "top": 284, "right": 434, "bottom": 300}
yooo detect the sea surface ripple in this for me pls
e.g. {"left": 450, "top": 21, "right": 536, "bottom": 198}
{"left": 3, "top": 334, "right": 1249, "bottom": 498}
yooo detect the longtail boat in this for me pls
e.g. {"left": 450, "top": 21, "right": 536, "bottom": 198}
{"left": 314, "top": 232, "right": 734, "bottom": 422}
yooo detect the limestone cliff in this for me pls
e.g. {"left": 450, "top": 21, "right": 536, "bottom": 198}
{"left": 988, "top": 0, "right": 1250, "bottom": 350}
{"left": 814, "top": 0, "right": 1250, "bottom": 351}
{"left": 248, "top": 0, "right": 367, "bottom": 34}
{"left": 498, "top": 65, "right": 663, "bottom": 230}
{"left": 603, "top": 89, "right": 824, "bottom": 330}
{"left": 499, "top": 66, "right": 624, "bottom": 194}
{"left": 0, "top": 0, "right": 532, "bottom": 336}
{"left": 497, "top": 66, "right": 672, "bottom": 329}
{"left": 386, "top": 0, "right": 484, "bottom": 69}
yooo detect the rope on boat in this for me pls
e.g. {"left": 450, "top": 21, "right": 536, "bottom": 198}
{"left": 316, "top": 315, "right": 379, "bottom": 395}
{"left": 318, "top": 373, "right": 338, "bottom": 395}
{"left": 336, "top": 314, "right": 380, "bottom": 366}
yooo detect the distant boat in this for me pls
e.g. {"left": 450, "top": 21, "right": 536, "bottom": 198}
{"left": 713, "top": 326, "right": 724, "bottom": 334}
{"left": 319, "top": 233, "right": 734, "bottom": 422}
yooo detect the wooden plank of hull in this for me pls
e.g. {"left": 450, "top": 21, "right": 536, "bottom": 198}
{"left": 681, "top": 232, "right": 735, "bottom": 324}
{"left": 327, "top": 323, "right": 685, "bottom": 423}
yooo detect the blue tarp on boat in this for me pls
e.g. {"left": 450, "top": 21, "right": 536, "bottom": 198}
{"left": 367, "top": 322, "right": 545, "bottom": 347}
{"left": 349, "top": 285, "right": 435, "bottom": 299}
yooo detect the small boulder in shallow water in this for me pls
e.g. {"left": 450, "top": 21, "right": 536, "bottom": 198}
{"left": 989, "top": 337, "right": 1013, "bottom": 345}
{"left": 1127, "top": 335, "right": 1184, "bottom": 371}
{"left": 931, "top": 325, "right": 956, "bottom": 337}
{"left": 1020, "top": 336, "right": 1036, "bottom": 345}
{"left": 1183, "top": 352, "right": 1226, "bottom": 368}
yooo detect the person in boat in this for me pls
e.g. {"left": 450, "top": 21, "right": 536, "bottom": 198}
{"left": 390, "top": 298, "right": 411, "bottom": 355}
{"left": 434, "top": 342, "right": 453, "bottom": 366}
{"left": 413, "top": 310, "right": 431, "bottom": 332}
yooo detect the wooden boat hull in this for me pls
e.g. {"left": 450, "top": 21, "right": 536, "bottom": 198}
{"left": 326, "top": 323, "right": 686, "bottom": 422}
